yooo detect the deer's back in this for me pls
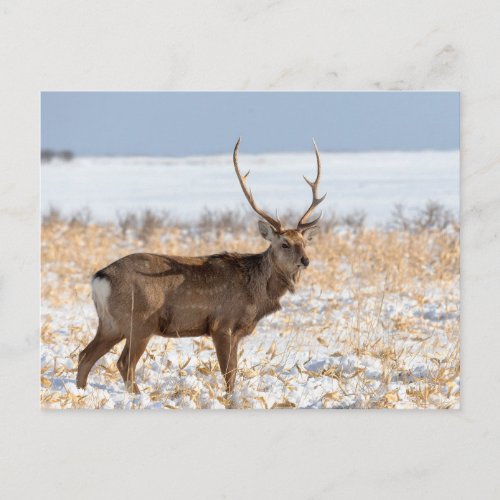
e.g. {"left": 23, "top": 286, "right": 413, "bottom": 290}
{"left": 94, "top": 252, "right": 269, "bottom": 338}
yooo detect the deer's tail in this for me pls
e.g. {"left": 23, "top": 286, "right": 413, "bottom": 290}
{"left": 91, "top": 271, "right": 116, "bottom": 333}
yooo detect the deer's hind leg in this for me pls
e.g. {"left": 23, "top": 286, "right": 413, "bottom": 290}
{"left": 76, "top": 322, "right": 123, "bottom": 389}
{"left": 117, "top": 334, "right": 152, "bottom": 394}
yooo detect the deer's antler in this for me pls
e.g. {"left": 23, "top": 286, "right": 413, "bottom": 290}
{"left": 296, "top": 139, "right": 327, "bottom": 231}
{"left": 233, "top": 138, "right": 283, "bottom": 233}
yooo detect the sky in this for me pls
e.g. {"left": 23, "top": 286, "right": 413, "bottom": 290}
{"left": 41, "top": 92, "right": 459, "bottom": 156}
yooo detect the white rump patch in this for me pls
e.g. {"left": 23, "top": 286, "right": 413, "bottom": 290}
{"left": 91, "top": 277, "right": 116, "bottom": 331}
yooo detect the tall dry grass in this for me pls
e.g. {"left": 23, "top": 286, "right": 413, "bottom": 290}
{"left": 41, "top": 206, "right": 460, "bottom": 409}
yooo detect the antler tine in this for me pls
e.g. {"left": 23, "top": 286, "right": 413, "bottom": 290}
{"left": 275, "top": 209, "right": 282, "bottom": 228}
{"left": 297, "top": 139, "right": 327, "bottom": 231}
{"left": 233, "top": 138, "right": 283, "bottom": 233}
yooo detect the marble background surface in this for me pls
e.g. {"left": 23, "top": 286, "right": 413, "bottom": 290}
{"left": 1, "top": 1, "right": 499, "bottom": 498}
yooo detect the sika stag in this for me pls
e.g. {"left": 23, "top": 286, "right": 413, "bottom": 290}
{"left": 77, "top": 139, "right": 326, "bottom": 394}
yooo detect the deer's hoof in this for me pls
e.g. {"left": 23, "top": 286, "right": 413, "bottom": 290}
{"left": 125, "top": 381, "right": 141, "bottom": 394}
{"left": 76, "top": 377, "right": 86, "bottom": 390}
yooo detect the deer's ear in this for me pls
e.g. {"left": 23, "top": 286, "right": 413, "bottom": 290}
{"left": 258, "top": 220, "right": 276, "bottom": 241}
{"left": 302, "top": 226, "right": 320, "bottom": 243}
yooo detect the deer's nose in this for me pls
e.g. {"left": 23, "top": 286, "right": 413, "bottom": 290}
{"left": 301, "top": 256, "right": 310, "bottom": 267}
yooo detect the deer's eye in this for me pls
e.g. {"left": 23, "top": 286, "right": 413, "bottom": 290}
{"left": 281, "top": 243, "right": 290, "bottom": 249}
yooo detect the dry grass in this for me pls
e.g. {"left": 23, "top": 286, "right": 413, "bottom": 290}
{"left": 41, "top": 207, "right": 460, "bottom": 409}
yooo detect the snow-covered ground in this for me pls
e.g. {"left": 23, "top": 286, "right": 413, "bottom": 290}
{"left": 40, "top": 225, "right": 460, "bottom": 410}
{"left": 40, "top": 280, "right": 460, "bottom": 409}
{"left": 41, "top": 151, "right": 459, "bottom": 224}
{"left": 40, "top": 151, "right": 460, "bottom": 409}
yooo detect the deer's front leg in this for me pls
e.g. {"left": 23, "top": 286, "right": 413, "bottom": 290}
{"left": 212, "top": 329, "right": 240, "bottom": 393}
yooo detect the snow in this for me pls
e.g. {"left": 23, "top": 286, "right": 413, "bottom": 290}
{"left": 41, "top": 151, "right": 459, "bottom": 224}
{"left": 40, "top": 150, "right": 460, "bottom": 409}
{"left": 40, "top": 279, "right": 460, "bottom": 410}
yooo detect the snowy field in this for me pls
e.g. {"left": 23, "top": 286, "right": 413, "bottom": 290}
{"left": 41, "top": 151, "right": 459, "bottom": 224}
{"left": 41, "top": 223, "right": 460, "bottom": 409}
{"left": 41, "top": 151, "right": 460, "bottom": 409}
{"left": 41, "top": 283, "right": 459, "bottom": 410}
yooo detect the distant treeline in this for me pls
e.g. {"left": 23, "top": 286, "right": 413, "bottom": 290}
{"left": 41, "top": 149, "right": 74, "bottom": 163}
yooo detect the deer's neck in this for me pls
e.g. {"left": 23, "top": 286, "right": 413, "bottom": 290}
{"left": 240, "top": 248, "right": 298, "bottom": 322}
{"left": 264, "top": 247, "right": 300, "bottom": 297}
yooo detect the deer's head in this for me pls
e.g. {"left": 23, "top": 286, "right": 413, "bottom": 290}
{"left": 233, "top": 138, "right": 326, "bottom": 276}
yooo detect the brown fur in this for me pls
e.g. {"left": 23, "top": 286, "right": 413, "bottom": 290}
{"left": 76, "top": 225, "right": 317, "bottom": 394}
{"left": 76, "top": 139, "right": 324, "bottom": 394}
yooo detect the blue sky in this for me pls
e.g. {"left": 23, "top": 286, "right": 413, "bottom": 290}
{"left": 41, "top": 91, "right": 459, "bottom": 156}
